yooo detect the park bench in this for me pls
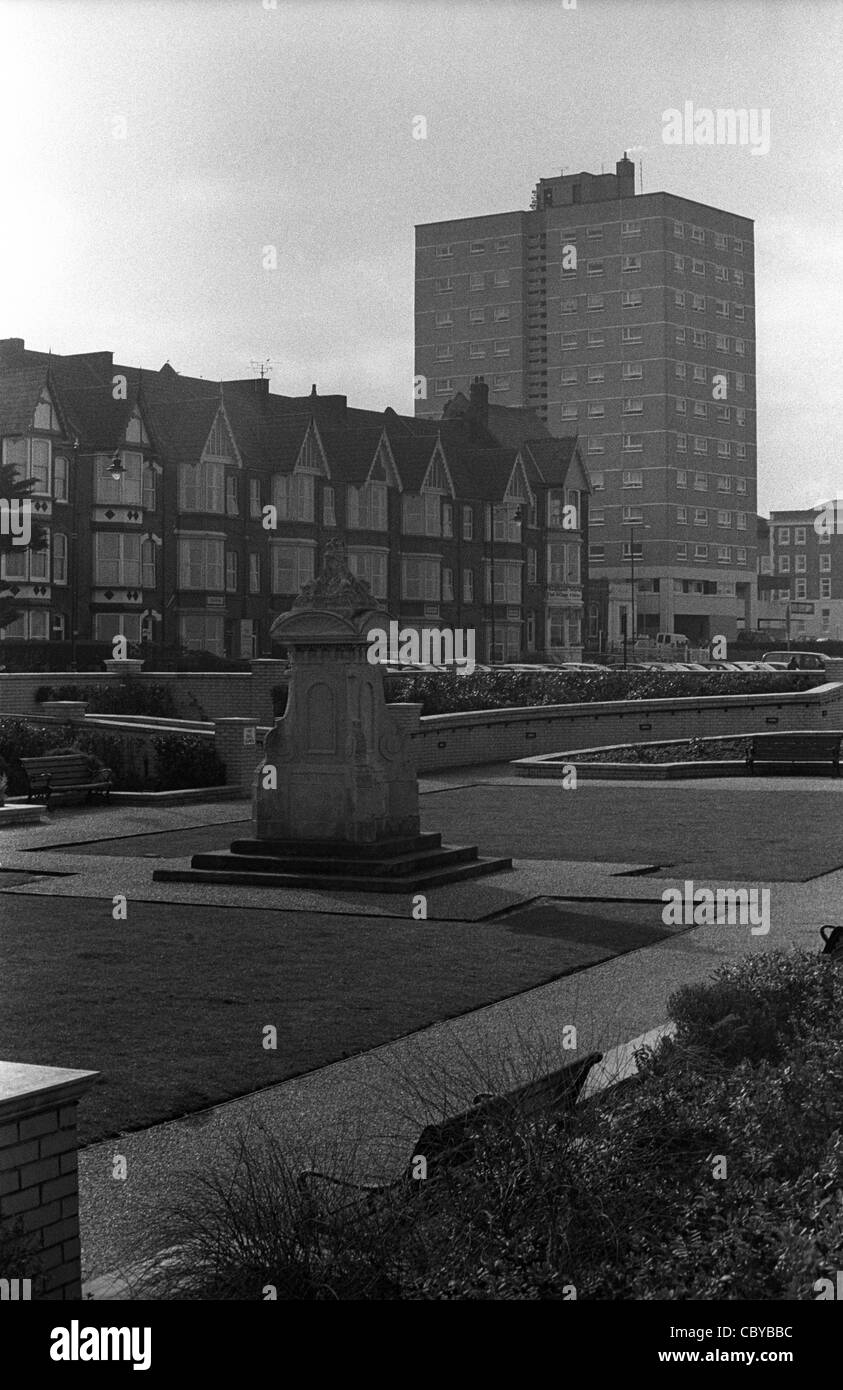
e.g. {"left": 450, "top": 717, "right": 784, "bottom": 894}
{"left": 298, "top": 1050, "right": 602, "bottom": 1207}
{"left": 20, "top": 753, "right": 113, "bottom": 810}
{"left": 820, "top": 925, "right": 843, "bottom": 961}
{"left": 745, "top": 731, "right": 842, "bottom": 776}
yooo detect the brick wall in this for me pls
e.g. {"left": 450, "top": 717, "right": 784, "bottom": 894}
{"left": 0, "top": 671, "right": 254, "bottom": 721}
{"left": 408, "top": 681, "right": 843, "bottom": 771}
{"left": 0, "top": 1062, "right": 98, "bottom": 1301}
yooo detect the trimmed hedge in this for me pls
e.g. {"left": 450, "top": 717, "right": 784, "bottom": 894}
{"left": 34, "top": 679, "right": 178, "bottom": 718}
{"left": 0, "top": 719, "right": 225, "bottom": 794}
{"left": 384, "top": 669, "right": 819, "bottom": 716}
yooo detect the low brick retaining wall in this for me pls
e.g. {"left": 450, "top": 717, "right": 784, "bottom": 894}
{"left": 406, "top": 681, "right": 843, "bottom": 771}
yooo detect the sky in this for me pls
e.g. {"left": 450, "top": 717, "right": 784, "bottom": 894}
{"left": 1, "top": 0, "right": 841, "bottom": 514}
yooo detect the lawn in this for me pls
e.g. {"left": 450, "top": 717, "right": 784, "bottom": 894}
{"left": 0, "top": 894, "right": 672, "bottom": 1144}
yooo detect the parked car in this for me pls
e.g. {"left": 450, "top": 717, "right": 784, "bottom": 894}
{"left": 762, "top": 651, "right": 826, "bottom": 671}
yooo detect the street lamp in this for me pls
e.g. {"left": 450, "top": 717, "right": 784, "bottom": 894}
{"left": 622, "top": 520, "right": 650, "bottom": 668}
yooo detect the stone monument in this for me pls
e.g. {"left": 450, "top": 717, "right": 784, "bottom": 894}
{"left": 156, "top": 541, "right": 511, "bottom": 890}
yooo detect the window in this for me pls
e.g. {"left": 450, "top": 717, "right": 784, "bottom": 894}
{"left": 179, "top": 460, "right": 223, "bottom": 513}
{"left": 677, "top": 469, "right": 687, "bottom": 488}
{"left": 694, "top": 472, "right": 708, "bottom": 490}
{"left": 436, "top": 344, "right": 455, "bottom": 360}
{"left": 623, "top": 506, "right": 643, "bottom": 523}
{"left": 495, "top": 239, "right": 509, "bottom": 252}
{"left": 736, "top": 442, "right": 747, "bottom": 458}
{"left": 622, "top": 290, "right": 643, "bottom": 307}
{"left": 794, "top": 578, "right": 807, "bottom": 599}
{"left": 795, "top": 554, "right": 807, "bottom": 573}
{"left": 271, "top": 542, "right": 315, "bottom": 594}
{"left": 249, "top": 552, "right": 261, "bottom": 593}
{"left": 622, "top": 434, "right": 643, "bottom": 451}
{"left": 715, "top": 265, "right": 728, "bottom": 282}
{"left": 561, "top": 368, "right": 578, "bottom": 385}
{"left": 677, "top": 507, "right": 688, "bottom": 524}
{"left": 694, "top": 508, "right": 709, "bottom": 525}
{"left": 348, "top": 548, "right": 388, "bottom": 599}
{"left": 179, "top": 614, "right": 224, "bottom": 656}
{"left": 735, "top": 338, "right": 745, "bottom": 356}
{"left": 434, "top": 377, "right": 454, "bottom": 394}
{"left": 588, "top": 545, "right": 605, "bottom": 563}
{"left": 674, "top": 254, "right": 686, "bottom": 271}
{"left": 691, "top": 225, "right": 704, "bottom": 243}
{"left": 714, "top": 232, "right": 727, "bottom": 249}
{"left": 248, "top": 477, "right": 262, "bottom": 519}
{"left": 95, "top": 532, "right": 142, "bottom": 586}
{"left": 493, "top": 270, "right": 509, "bottom": 286}
{"left": 692, "top": 294, "right": 705, "bottom": 312}
{"left": 736, "top": 548, "right": 747, "bottom": 565}
{"left": 692, "top": 329, "right": 706, "bottom": 347}
{"left": 527, "top": 547, "right": 538, "bottom": 582}
{"left": 561, "top": 334, "right": 577, "bottom": 351}
{"left": 469, "top": 343, "right": 486, "bottom": 358}
{"left": 622, "top": 255, "right": 642, "bottom": 273}
{"left": 491, "top": 376, "right": 510, "bottom": 391}
{"left": 93, "top": 613, "right": 142, "bottom": 644}
{"left": 820, "top": 553, "right": 831, "bottom": 573}
{"left": 587, "top": 225, "right": 603, "bottom": 239}
{"left": 674, "top": 220, "right": 684, "bottom": 238}
{"left": 736, "top": 409, "right": 746, "bottom": 426}
{"left": 718, "top": 441, "right": 731, "bottom": 457}
{"left": 587, "top": 259, "right": 604, "bottom": 276}
{"left": 676, "top": 433, "right": 687, "bottom": 451}
{"left": 590, "top": 471, "right": 604, "bottom": 491}
{"left": 225, "top": 550, "right": 238, "bottom": 592}
{"left": 623, "top": 362, "right": 643, "bottom": 380}
{"left": 590, "top": 509, "right": 605, "bottom": 526}
{"left": 622, "top": 220, "right": 641, "bottom": 236}
{"left": 435, "top": 310, "right": 454, "bottom": 327}
{"left": 435, "top": 243, "right": 453, "bottom": 258}
{"left": 622, "top": 470, "right": 643, "bottom": 488}
{"left": 401, "top": 555, "right": 440, "bottom": 601}
{"left": 273, "top": 472, "right": 315, "bottom": 523}
{"left": 587, "top": 294, "right": 604, "bottom": 311}
{"left": 692, "top": 258, "right": 705, "bottom": 275}
{"left": 493, "top": 306, "right": 509, "bottom": 321}
{"left": 469, "top": 240, "right": 485, "bottom": 254}
{"left": 587, "top": 330, "right": 605, "bottom": 347}
{"left": 621, "top": 541, "right": 643, "bottom": 561}
{"left": 587, "top": 438, "right": 605, "bottom": 454}
{"left": 794, "top": 526, "right": 806, "bottom": 545}
{"left": 53, "top": 455, "right": 68, "bottom": 503}
{"left": 717, "top": 475, "right": 732, "bottom": 492}
{"left": 347, "top": 481, "right": 387, "bottom": 530}
{"left": 494, "top": 340, "right": 510, "bottom": 355}
{"left": 141, "top": 538, "right": 156, "bottom": 588}
{"left": 734, "top": 238, "right": 745, "bottom": 253}
{"left": 717, "top": 509, "right": 731, "bottom": 527}
{"left": 322, "top": 485, "right": 336, "bottom": 527}
{"left": 463, "top": 568, "right": 474, "bottom": 602}
{"left": 141, "top": 460, "right": 157, "bottom": 510}
{"left": 52, "top": 532, "right": 67, "bottom": 584}
{"left": 694, "top": 544, "right": 708, "bottom": 560}
{"left": 715, "top": 299, "right": 729, "bottom": 318}
{"left": 561, "top": 405, "right": 578, "bottom": 420}
{"left": 96, "top": 451, "right": 143, "bottom": 506}
{"left": 675, "top": 396, "right": 687, "bottom": 414}
{"left": 546, "top": 541, "right": 578, "bottom": 585}
{"left": 675, "top": 290, "right": 686, "bottom": 308}
{"left": 693, "top": 402, "right": 708, "bottom": 418}
{"left": 178, "top": 536, "right": 224, "bottom": 590}
{"left": 821, "top": 578, "right": 832, "bottom": 598}
{"left": 462, "top": 505, "right": 474, "bottom": 541}
{"left": 736, "top": 372, "right": 746, "bottom": 392}
{"left": 675, "top": 362, "right": 687, "bottom": 379}
{"left": 442, "top": 567, "right": 454, "bottom": 602}
{"left": 587, "top": 402, "right": 604, "bottom": 418}
{"left": 435, "top": 277, "right": 454, "bottom": 293}
{"left": 621, "top": 327, "right": 642, "bottom": 343}
{"left": 779, "top": 555, "right": 790, "bottom": 574}
{"left": 735, "top": 305, "right": 745, "bottom": 322}
{"left": 694, "top": 438, "right": 708, "bottom": 455}
{"left": 676, "top": 543, "right": 687, "bottom": 560}
{"left": 623, "top": 398, "right": 643, "bottom": 414}
{"left": 718, "top": 546, "right": 731, "bottom": 563}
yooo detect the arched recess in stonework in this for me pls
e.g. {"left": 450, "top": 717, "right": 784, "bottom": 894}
{"left": 306, "top": 682, "right": 336, "bottom": 753}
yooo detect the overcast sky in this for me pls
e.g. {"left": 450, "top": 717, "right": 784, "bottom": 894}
{"left": 1, "top": 0, "right": 841, "bottom": 513}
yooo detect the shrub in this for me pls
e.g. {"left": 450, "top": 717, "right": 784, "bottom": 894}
{"left": 384, "top": 669, "right": 818, "bottom": 716}
{"left": 131, "top": 949, "right": 843, "bottom": 1301}
{"left": 148, "top": 734, "right": 226, "bottom": 791}
{"left": 34, "top": 680, "right": 177, "bottom": 718}
{"left": 0, "top": 720, "right": 225, "bottom": 793}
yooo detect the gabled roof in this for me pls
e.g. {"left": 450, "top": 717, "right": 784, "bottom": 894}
{"left": 521, "top": 436, "right": 582, "bottom": 488}
{"left": 0, "top": 368, "right": 51, "bottom": 434}
{"left": 317, "top": 426, "right": 387, "bottom": 487}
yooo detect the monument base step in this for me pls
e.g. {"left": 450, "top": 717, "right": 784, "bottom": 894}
{"left": 190, "top": 842, "right": 479, "bottom": 878}
{"left": 153, "top": 849, "right": 513, "bottom": 893}
{"left": 230, "top": 831, "right": 443, "bottom": 860}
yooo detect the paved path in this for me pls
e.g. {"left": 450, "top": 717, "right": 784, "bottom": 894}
{"left": 2, "top": 766, "right": 840, "bottom": 1294}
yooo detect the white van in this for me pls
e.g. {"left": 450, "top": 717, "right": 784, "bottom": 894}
{"left": 655, "top": 632, "right": 690, "bottom": 650}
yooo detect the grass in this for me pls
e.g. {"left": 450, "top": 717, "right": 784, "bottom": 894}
{"left": 0, "top": 895, "right": 668, "bottom": 1144}
{"left": 130, "top": 950, "right": 843, "bottom": 1301}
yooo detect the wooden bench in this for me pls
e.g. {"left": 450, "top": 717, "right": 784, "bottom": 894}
{"left": 745, "top": 731, "right": 842, "bottom": 776}
{"left": 20, "top": 753, "right": 113, "bottom": 810}
{"left": 298, "top": 1050, "right": 602, "bottom": 1206}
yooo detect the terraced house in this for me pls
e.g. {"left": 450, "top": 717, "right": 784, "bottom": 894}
{"left": 0, "top": 339, "right": 589, "bottom": 665}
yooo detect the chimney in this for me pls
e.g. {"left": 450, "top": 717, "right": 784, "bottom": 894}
{"left": 0, "top": 338, "right": 26, "bottom": 369}
{"left": 616, "top": 154, "right": 636, "bottom": 198}
{"left": 469, "top": 375, "right": 489, "bottom": 429}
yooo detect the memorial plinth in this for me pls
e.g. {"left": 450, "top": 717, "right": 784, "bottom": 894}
{"left": 155, "top": 543, "right": 511, "bottom": 891}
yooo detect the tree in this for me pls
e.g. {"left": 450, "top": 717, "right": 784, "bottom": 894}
{"left": 0, "top": 460, "right": 49, "bottom": 632}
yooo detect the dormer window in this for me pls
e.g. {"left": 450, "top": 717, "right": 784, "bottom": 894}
{"left": 33, "top": 389, "right": 60, "bottom": 433}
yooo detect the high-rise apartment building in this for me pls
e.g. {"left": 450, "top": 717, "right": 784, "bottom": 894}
{"left": 415, "top": 156, "right": 758, "bottom": 645}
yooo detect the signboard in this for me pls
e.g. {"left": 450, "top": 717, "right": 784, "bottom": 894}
{"left": 243, "top": 726, "right": 256, "bottom": 747}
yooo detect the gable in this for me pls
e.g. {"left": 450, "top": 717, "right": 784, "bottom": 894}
{"left": 294, "top": 420, "right": 330, "bottom": 477}
{"left": 125, "top": 406, "right": 150, "bottom": 446}
{"left": 365, "top": 433, "right": 401, "bottom": 489}
{"left": 33, "top": 385, "right": 61, "bottom": 433}
{"left": 202, "top": 407, "right": 240, "bottom": 466}
{"left": 420, "top": 439, "right": 455, "bottom": 496}
{"left": 566, "top": 445, "right": 591, "bottom": 494}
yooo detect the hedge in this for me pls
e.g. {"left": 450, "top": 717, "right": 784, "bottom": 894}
{"left": 0, "top": 720, "right": 225, "bottom": 794}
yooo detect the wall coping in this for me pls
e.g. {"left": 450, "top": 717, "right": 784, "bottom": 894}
{"left": 0, "top": 1061, "right": 99, "bottom": 1125}
{"left": 410, "top": 681, "right": 840, "bottom": 730}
